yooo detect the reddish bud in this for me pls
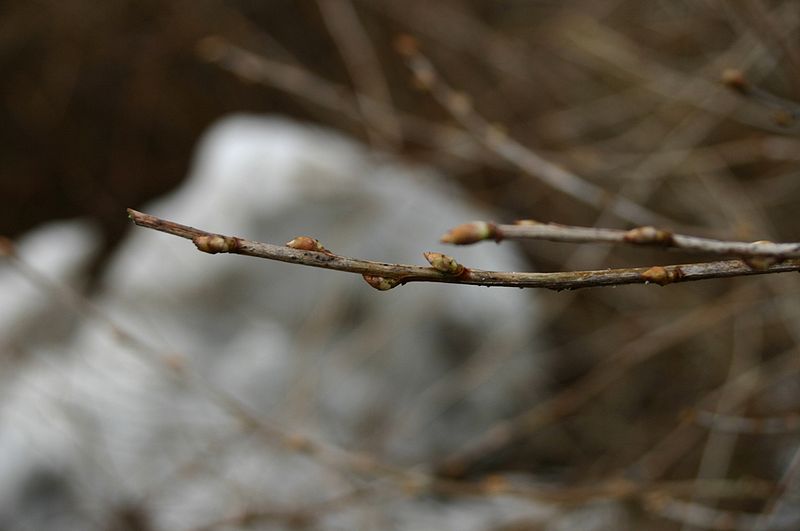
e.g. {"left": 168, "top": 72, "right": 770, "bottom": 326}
{"left": 362, "top": 275, "right": 400, "bottom": 291}
{"left": 721, "top": 68, "right": 749, "bottom": 94}
{"left": 393, "top": 34, "right": 419, "bottom": 57}
{"left": 286, "top": 236, "right": 331, "bottom": 254}
{"left": 440, "top": 221, "right": 497, "bottom": 245}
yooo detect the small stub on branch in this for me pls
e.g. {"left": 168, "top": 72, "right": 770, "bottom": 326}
{"left": 624, "top": 226, "right": 674, "bottom": 245}
{"left": 448, "top": 92, "right": 473, "bottom": 117}
{"left": 393, "top": 34, "right": 419, "bottom": 57}
{"left": 423, "top": 252, "right": 464, "bottom": 275}
{"left": 641, "top": 265, "right": 684, "bottom": 286}
{"left": 285, "top": 433, "right": 314, "bottom": 454}
{"left": 440, "top": 221, "right": 498, "bottom": 245}
{"left": 193, "top": 235, "right": 237, "bottom": 254}
{"left": 285, "top": 236, "right": 333, "bottom": 255}
{"left": 721, "top": 68, "right": 749, "bottom": 94}
{"left": 362, "top": 275, "right": 400, "bottom": 291}
{"left": 196, "top": 35, "right": 227, "bottom": 63}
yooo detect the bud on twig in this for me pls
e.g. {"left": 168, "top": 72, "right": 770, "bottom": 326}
{"left": 362, "top": 274, "right": 401, "bottom": 291}
{"left": 286, "top": 236, "right": 333, "bottom": 255}
{"left": 440, "top": 221, "right": 498, "bottom": 245}
{"left": 742, "top": 241, "right": 781, "bottom": 270}
{"left": 623, "top": 226, "right": 674, "bottom": 246}
{"left": 641, "top": 266, "right": 684, "bottom": 286}
{"left": 721, "top": 68, "right": 749, "bottom": 94}
{"left": 423, "top": 252, "right": 464, "bottom": 275}
{"left": 194, "top": 235, "right": 237, "bottom": 254}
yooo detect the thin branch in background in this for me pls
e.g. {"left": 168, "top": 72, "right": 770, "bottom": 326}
{"left": 731, "top": 1, "right": 800, "bottom": 95}
{"left": 127, "top": 209, "right": 800, "bottom": 291}
{"left": 393, "top": 35, "right": 671, "bottom": 227}
{"left": 1, "top": 232, "right": 774, "bottom": 514}
{"left": 441, "top": 220, "right": 800, "bottom": 264}
{"left": 723, "top": 68, "right": 800, "bottom": 128}
{"left": 631, "top": 344, "right": 800, "bottom": 483}
{"left": 689, "top": 409, "right": 800, "bottom": 435}
{"left": 436, "top": 286, "right": 759, "bottom": 478}
{"left": 317, "top": 0, "right": 402, "bottom": 147}
{"left": 0, "top": 233, "right": 409, "bottom": 490}
{"left": 754, "top": 444, "right": 800, "bottom": 531}
{"left": 685, "top": 314, "right": 762, "bottom": 529}
{"left": 185, "top": 487, "right": 369, "bottom": 531}
{"left": 644, "top": 494, "right": 800, "bottom": 531}
{"left": 195, "top": 36, "right": 484, "bottom": 165}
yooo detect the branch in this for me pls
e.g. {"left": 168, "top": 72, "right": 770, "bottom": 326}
{"left": 393, "top": 35, "right": 671, "bottom": 227}
{"left": 440, "top": 220, "right": 800, "bottom": 266}
{"left": 687, "top": 409, "right": 800, "bottom": 435}
{"left": 723, "top": 68, "right": 800, "bottom": 129}
{"left": 127, "top": 209, "right": 800, "bottom": 291}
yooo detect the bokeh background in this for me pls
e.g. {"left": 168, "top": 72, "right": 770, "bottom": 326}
{"left": 3, "top": 1, "right": 800, "bottom": 529}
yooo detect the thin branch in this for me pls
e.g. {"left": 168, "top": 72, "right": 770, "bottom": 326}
{"left": 645, "top": 494, "right": 800, "bottom": 531}
{"left": 689, "top": 409, "right": 800, "bottom": 435}
{"left": 435, "top": 285, "right": 759, "bottom": 478}
{"left": 195, "top": 36, "right": 481, "bottom": 162}
{"left": 440, "top": 220, "right": 800, "bottom": 263}
{"left": 723, "top": 68, "right": 800, "bottom": 129}
{"left": 317, "top": 0, "right": 402, "bottom": 147}
{"left": 393, "top": 35, "right": 672, "bottom": 227}
{"left": 127, "top": 209, "right": 800, "bottom": 291}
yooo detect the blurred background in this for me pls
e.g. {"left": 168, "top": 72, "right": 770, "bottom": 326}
{"left": 2, "top": 0, "right": 800, "bottom": 529}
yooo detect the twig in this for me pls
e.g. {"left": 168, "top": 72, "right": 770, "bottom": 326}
{"left": 754, "top": 444, "right": 800, "bottom": 531}
{"left": 645, "top": 494, "right": 800, "bottom": 531}
{"left": 441, "top": 220, "right": 800, "bottom": 264}
{"left": 394, "top": 35, "right": 671, "bottom": 227}
{"left": 127, "top": 209, "right": 800, "bottom": 291}
{"left": 723, "top": 68, "right": 800, "bottom": 128}
{"left": 317, "top": 0, "right": 402, "bottom": 147}
{"left": 689, "top": 409, "right": 800, "bottom": 435}
{"left": 435, "top": 286, "right": 759, "bottom": 478}
{"left": 195, "top": 36, "right": 481, "bottom": 162}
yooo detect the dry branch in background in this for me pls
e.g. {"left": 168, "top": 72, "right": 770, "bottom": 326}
{"left": 127, "top": 209, "right": 800, "bottom": 291}
{"left": 393, "top": 35, "right": 673, "bottom": 227}
{"left": 1, "top": 235, "right": 774, "bottom": 513}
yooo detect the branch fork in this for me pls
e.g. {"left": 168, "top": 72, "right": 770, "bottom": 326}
{"left": 127, "top": 209, "right": 800, "bottom": 292}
